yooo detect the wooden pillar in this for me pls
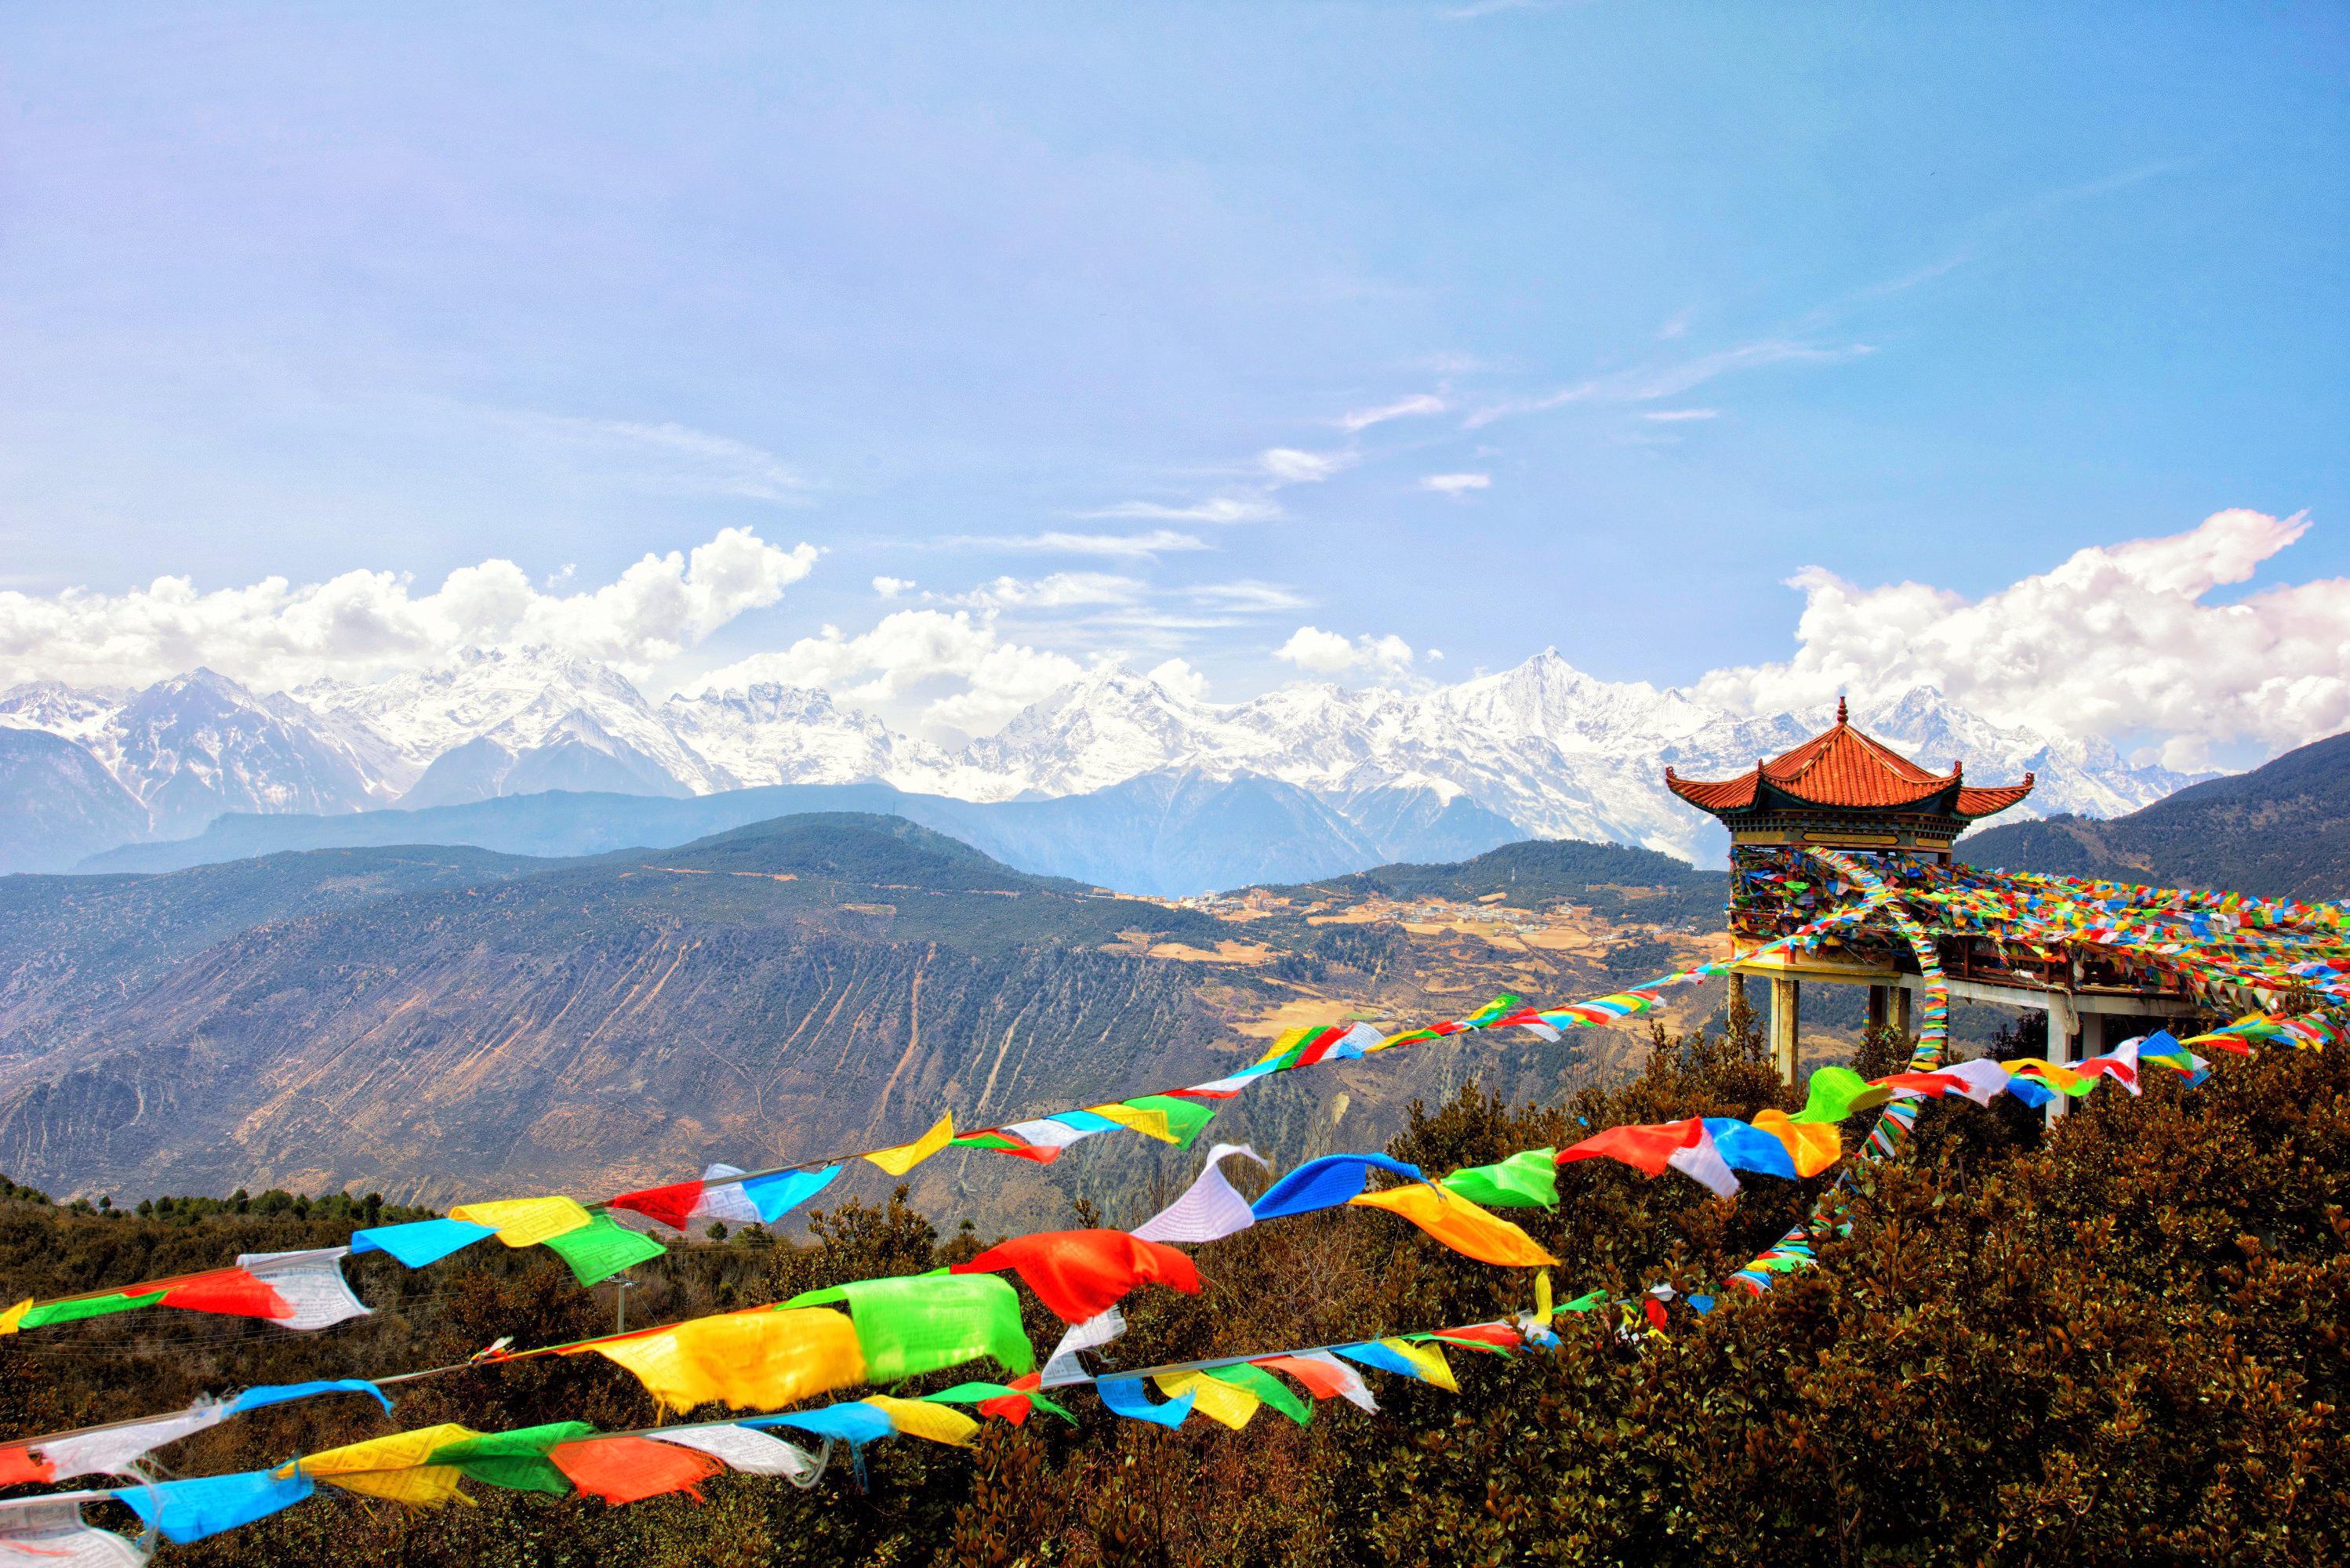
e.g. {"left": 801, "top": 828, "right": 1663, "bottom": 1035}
{"left": 1770, "top": 976, "right": 1800, "bottom": 1086}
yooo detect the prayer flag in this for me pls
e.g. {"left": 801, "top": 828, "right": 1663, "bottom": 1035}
{"left": 1347, "top": 1184, "right": 1559, "bottom": 1266}
{"left": 1255, "top": 1351, "right": 1376, "bottom": 1412}
{"left": 550, "top": 1436, "right": 720, "bottom": 1505}
{"left": 288, "top": 1422, "right": 478, "bottom": 1506}
{"left": 784, "top": 1273, "right": 1033, "bottom": 1381}
{"left": 950, "top": 1230, "right": 1200, "bottom": 1323}
{"left": 539, "top": 1217, "right": 668, "bottom": 1286}
{"left": 646, "top": 1425, "right": 825, "bottom": 1482}
{"left": 445, "top": 1196, "right": 595, "bottom": 1248}
{"left": 426, "top": 1423, "right": 597, "bottom": 1496}
{"left": 861, "top": 1396, "right": 981, "bottom": 1446}
{"left": 1251, "top": 1153, "right": 1426, "bottom": 1219}
{"left": 1131, "top": 1144, "right": 1266, "bottom": 1243}
{"left": 0, "top": 1497, "right": 144, "bottom": 1568}
{"left": 1096, "top": 1377, "right": 1192, "bottom": 1428}
{"left": 1557, "top": 1120, "right": 1702, "bottom": 1178}
{"left": 866, "top": 1114, "right": 956, "bottom": 1176}
{"left": 118, "top": 1468, "right": 314, "bottom": 1545}
{"left": 236, "top": 1248, "right": 372, "bottom": 1330}
{"left": 574, "top": 1307, "right": 868, "bottom": 1414}
{"left": 1438, "top": 1148, "right": 1560, "bottom": 1209}
{"left": 1701, "top": 1118, "right": 1797, "bottom": 1179}
{"left": 1153, "top": 1370, "right": 1259, "bottom": 1430}
{"left": 351, "top": 1217, "right": 497, "bottom": 1268}
{"left": 1751, "top": 1109, "right": 1841, "bottom": 1178}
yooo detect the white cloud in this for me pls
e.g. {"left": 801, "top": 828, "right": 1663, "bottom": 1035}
{"left": 1465, "top": 339, "right": 1873, "bottom": 427}
{"left": 1420, "top": 472, "right": 1491, "bottom": 496}
{"left": 1644, "top": 408, "right": 1719, "bottom": 423}
{"left": 873, "top": 575, "right": 915, "bottom": 598}
{"left": 949, "top": 529, "right": 1211, "bottom": 558}
{"left": 1339, "top": 393, "right": 1447, "bottom": 433}
{"left": 1259, "top": 448, "right": 1353, "bottom": 484}
{"left": 1658, "top": 306, "right": 1696, "bottom": 340}
{"left": 1188, "top": 580, "right": 1310, "bottom": 612}
{"left": 1693, "top": 508, "right": 2350, "bottom": 770}
{"left": 0, "top": 527, "right": 817, "bottom": 690}
{"left": 1146, "top": 657, "right": 1211, "bottom": 702}
{"left": 1274, "top": 625, "right": 1416, "bottom": 677}
{"left": 692, "top": 608, "right": 1084, "bottom": 738}
{"left": 948, "top": 572, "right": 1144, "bottom": 610}
{"left": 1082, "top": 496, "right": 1283, "bottom": 524}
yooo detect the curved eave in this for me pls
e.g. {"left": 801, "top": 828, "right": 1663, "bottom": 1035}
{"left": 1955, "top": 776, "right": 2035, "bottom": 820}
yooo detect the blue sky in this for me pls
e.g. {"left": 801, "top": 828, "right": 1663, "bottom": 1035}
{"left": 1, "top": 3, "right": 2345, "bottom": 758}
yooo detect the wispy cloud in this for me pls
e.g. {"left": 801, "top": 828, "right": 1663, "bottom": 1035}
{"left": 1643, "top": 408, "right": 1719, "bottom": 423}
{"left": 1420, "top": 472, "right": 1491, "bottom": 495}
{"left": 1189, "top": 579, "right": 1310, "bottom": 612}
{"left": 1259, "top": 447, "right": 1353, "bottom": 484}
{"left": 1657, "top": 306, "right": 1696, "bottom": 340}
{"left": 944, "top": 529, "right": 1212, "bottom": 558}
{"left": 943, "top": 572, "right": 1145, "bottom": 611}
{"left": 1465, "top": 339, "right": 1874, "bottom": 427}
{"left": 1080, "top": 496, "right": 1284, "bottom": 524}
{"left": 1338, "top": 392, "right": 1447, "bottom": 432}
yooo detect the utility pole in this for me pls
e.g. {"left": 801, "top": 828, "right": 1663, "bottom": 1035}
{"left": 613, "top": 1278, "right": 636, "bottom": 1334}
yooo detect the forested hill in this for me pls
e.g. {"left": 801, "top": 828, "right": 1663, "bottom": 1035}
{"left": 1962, "top": 729, "right": 2350, "bottom": 899}
{"left": 1291, "top": 837, "right": 1723, "bottom": 924}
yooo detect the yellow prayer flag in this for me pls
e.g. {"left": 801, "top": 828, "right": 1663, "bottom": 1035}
{"left": 445, "top": 1196, "right": 594, "bottom": 1248}
{"left": 865, "top": 1112, "right": 956, "bottom": 1176}
{"left": 1375, "top": 1336, "right": 1458, "bottom": 1392}
{"left": 572, "top": 1306, "right": 866, "bottom": 1414}
{"left": 285, "top": 1423, "right": 481, "bottom": 1508}
{"left": 861, "top": 1395, "right": 980, "bottom": 1446}
{"left": 1752, "top": 1110, "right": 1842, "bottom": 1178}
{"left": 1535, "top": 1269, "right": 1554, "bottom": 1326}
{"left": 1080, "top": 1102, "right": 1175, "bottom": 1144}
{"left": 1252, "top": 1025, "right": 1312, "bottom": 1068}
{"left": 0, "top": 1298, "right": 31, "bottom": 1337}
{"left": 1156, "top": 1370, "right": 1260, "bottom": 1429}
{"left": 1346, "top": 1184, "right": 1559, "bottom": 1268}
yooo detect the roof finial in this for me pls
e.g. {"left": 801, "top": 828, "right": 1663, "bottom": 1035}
{"left": 1835, "top": 693, "right": 1847, "bottom": 724}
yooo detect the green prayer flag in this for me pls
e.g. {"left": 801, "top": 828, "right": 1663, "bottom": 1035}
{"left": 540, "top": 1214, "right": 667, "bottom": 1286}
{"left": 1439, "top": 1148, "right": 1560, "bottom": 1209}
{"left": 1561, "top": 1289, "right": 1608, "bottom": 1312}
{"left": 1123, "top": 1094, "right": 1216, "bottom": 1149}
{"left": 786, "top": 1273, "right": 1035, "bottom": 1382}
{"left": 1208, "top": 1363, "right": 1311, "bottom": 1425}
{"left": 426, "top": 1421, "right": 597, "bottom": 1494}
{"left": 1791, "top": 1065, "right": 1894, "bottom": 1124}
{"left": 20, "top": 1290, "right": 169, "bottom": 1330}
{"left": 921, "top": 1381, "right": 1077, "bottom": 1423}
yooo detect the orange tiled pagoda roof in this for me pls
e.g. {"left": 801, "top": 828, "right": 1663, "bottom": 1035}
{"left": 1665, "top": 699, "right": 2032, "bottom": 822}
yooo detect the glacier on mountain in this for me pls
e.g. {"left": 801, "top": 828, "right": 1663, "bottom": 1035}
{"left": 0, "top": 644, "right": 2196, "bottom": 870}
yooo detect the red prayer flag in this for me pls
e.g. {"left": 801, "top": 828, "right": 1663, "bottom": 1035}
{"left": 608, "top": 1179, "right": 707, "bottom": 1232}
{"left": 1432, "top": 1323, "right": 1523, "bottom": 1351}
{"left": 1253, "top": 1355, "right": 1353, "bottom": 1399}
{"left": 158, "top": 1268, "right": 293, "bottom": 1320}
{"left": 1872, "top": 1071, "right": 1969, "bottom": 1098}
{"left": 550, "top": 1436, "right": 722, "bottom": 1505}
{"left": 978, "top": 1370, "right": 1046, "bottom": 1425}
{"left": 950, "top": 1229, "right": 1200, "bottom": 1323}
{"left": 1556, "top": 1120, "right": 1702, "bottom": 1178}
{"left": 0, "top": 1446, "right": 54, "bottom": 1487}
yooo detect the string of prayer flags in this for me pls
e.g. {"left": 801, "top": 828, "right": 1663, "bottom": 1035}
{"left": 1558, "top": 1119, "right": 1741, "bottom": 1196}
{"left": 783, "top": 1273, "right": 1034, "bottom": 1382}
{"left": 866, "top": 1113, "right": 956, "bottom": 1177}
{"left": 950, "top": 1229, "right": 1200, "bottom": 1323}
{"left": 1335, "top": 1336, "right": 1458, "bottom": 1392}
{"left": 567, "top": 1306, "right": 867, "bottom": 1414}
{"left": 1251, "top": 1021, "right": 1385, "bottom": 1071}
{"left": 1130, "top": 1143, "right": 1267, "bottom": 1243}
{"left": 1250, "top": 1152, "right": 1426, "bottom": 1219}
{"left": 1437, "top": 1147, "right": 1559, "bottom": 1209}
{"left": 1346, "top": 1184, "right": 1560, "bottom": 1266}
{"left": 1204, "top": 1363, "right": 1313, "bottom": 1425}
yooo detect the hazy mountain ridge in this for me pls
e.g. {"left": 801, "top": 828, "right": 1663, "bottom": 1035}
{"left": 0, "top": 645, "right": 2195, "bottom": 879}
{"left": 1961, "top": 728, "right": 2350, "bottom": 900}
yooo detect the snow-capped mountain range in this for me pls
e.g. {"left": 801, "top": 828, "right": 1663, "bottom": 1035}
{"left": 0, "top": 645, "right": 2196, "bottom": 876}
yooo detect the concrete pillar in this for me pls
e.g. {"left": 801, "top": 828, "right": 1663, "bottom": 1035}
{"left": 1865, "top": 984, "right": 1890, "bottom": 1035}
{"left": 2045, "top": 993, "right": 2082, "bottom": 1127}
{"left": 1770, "top": 976, "right": 1800, "bottom": 1087}
{"left": 1727, "top": 971, "right": 1747, "bottom": 1019}
{"left": 1890, "top": 985, "right": 1913, "bottom": 1038}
